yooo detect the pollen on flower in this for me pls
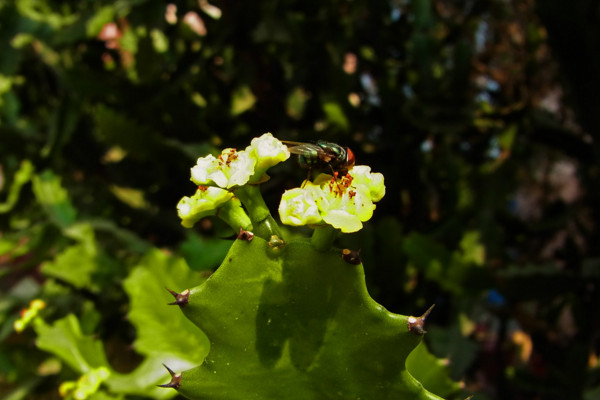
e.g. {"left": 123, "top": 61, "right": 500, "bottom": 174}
{"left": 327, "top": 173, "right": 354, "bottom": 198}
{"left": 279, "top": 166, "right": 384, "bottom": 233}
{"left": 218, "top": 148, "right": 239, "bottom": 166}
{"left": 191, "top": 148, "right": 255, "bottom": 189}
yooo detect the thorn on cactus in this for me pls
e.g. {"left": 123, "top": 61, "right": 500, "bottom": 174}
{"left": 166, "top": 288, "right": 190, "bottom": 307}
{"left": 341, "top": 248, "right": 361, "bottom": 265}
{"left": 407, "top": 304, "right": 435, "bottom": 335}
{"left": 237, "top": 227, "right": 255, "bottom": 241}
{"left": 158, "top": 364, "right": 181, "bottom": 390}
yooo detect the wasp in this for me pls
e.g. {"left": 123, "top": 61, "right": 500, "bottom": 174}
{"left": 283, "top": 140, "right": 356, "bottom": 179}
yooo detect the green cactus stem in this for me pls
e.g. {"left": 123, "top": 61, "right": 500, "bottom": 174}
{"left": 161, "top": 236, "right": 444, "bottom": 400}
{"left": 234, "top": 184, "right": 282, "bottom": 240}
{"left": 310, "top": 225, "right": 339, "bottom": 252}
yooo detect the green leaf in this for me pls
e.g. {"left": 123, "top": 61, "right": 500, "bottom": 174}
{"left": 40, "top": 245, "right": 94, "bottom": 289}
{"left": 179, "top": 232, "right": 232, "bottom": 271}
{"left": 41, "top": 226, "right": 116, "bottom": 293}
{"left": 108, "top": 249, "right": 210, "bottom": 398}
{"left": 170, "top": 237, "right": 444, "bottom": 400}
{"left": 123, "top": 249, "right": 209, "bottom": 362}
{"left": 230, "top": 85, "right": 256, "bottom": 116}
{"left": 286, "top": 87, "right": 308, "bottom": 120}
{"left": 34, "top": 314, "right": 110, "bottom": 374}
{"left": 404, "top": 232, "right": 489, "bottom": 296}
{"left": 86, "top": 6, "right": 115, "bottom": 37}
{"left": 32, "top": 171, "right": 77, "bottom": 228}
{"left": 322, "top": 101, "right": 349, "bottom": 131}
{"left": 406, "top": 342, "right": 462, "bottom": 398}
{"left": 0, "top": 159, "right": 34, "bottom": 214}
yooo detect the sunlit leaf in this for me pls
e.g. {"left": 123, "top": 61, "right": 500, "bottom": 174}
{"left": 32, "top": 171, "right": 77, "bottom": 228}
{"left": 34, "top": 314, "right": 109, "bottom": 374}
{"left": 123, "top": 249, "right": 209, "bottom": 362}
{"left": 230, "top": 85, "right": 256, "bottom": 116}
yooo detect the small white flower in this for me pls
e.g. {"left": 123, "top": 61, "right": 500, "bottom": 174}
{"left": 246, "top": 132, "right": 290, "bottom": 182}
{"left": 191, "top": 148, "right": 256, "bottom": 189}
{"left": 278, "top": 186, "right": 322, "bottom": 226}
{"left": 349, "top": 165, "right": 386, "bottom": 202}
{"left": 177, "top": 186, "right": 234, "bottom": 228}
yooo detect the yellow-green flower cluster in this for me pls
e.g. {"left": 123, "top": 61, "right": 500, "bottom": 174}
{"left": 178, "top": 133, "right": 289, "bottom": 228}
{"left": 278, "top": 166, "right": 385, "bottom": 233}
{"left": 177, "top": 186, "right": 236, "bottom": 228}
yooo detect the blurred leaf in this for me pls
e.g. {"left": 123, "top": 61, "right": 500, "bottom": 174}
{"left": 86, "top": 6, "right": 115, "bottom": 37}
{"left": 427, "top": 326, "right": 479, "bottom": 379}
{"left": 322, "top": 101, "right": 349, "bottom": 131}
{"left": 230, "top": 85, "right": 256, "bottom": 116}
{"left": 88, "top": 219, "right": 151, "bottom": 254}
{"left": 406, "top": 341, "right": 462, "bottom": 398}
{"left": 88, "top": 391, "right": 122, "bottom": 400}
{"left": 403, "top": 233, "right": 450, "bottom": 271}
{"left": 404, "top": 232, "right": 489, "bottom": 295}
{"left": 41, "top": 224, "right": 117, "bottom": 293}
{"left": 286, "top": 87, "right": 308, "bottom": 120}
{"left": 112, "top": 249, "right": 209, "bottom": 398}
{"left": 109, "top": 185, "right": 152, "bottom": 210}
{"left": 41, "top": 243, "right": 100, "bottom": 292}
{"left": 179, "top": 232, "right": 232, "bottom": 271}
{"left": 0, "top": 160, "right": 34, "bottom": 213}
{"left": 199, "top": 0, "right": 222, "bottom": 20}
{"left": 93, "top": 105, "right": 160, "bottom": 159}
{"left": 1, "top": 377, "right": 43, "bottom": 400}
{"left": 16, "top": 0, "right": 78, "bottom": 29}
{"left": 32, "top": 171, "right": 77, "bottom": 228}
{"left": 123, "top": 249, "right": 209, "bottom": 362}
{"left": 34, "top": 314, "right": 110, "bottom": 374}
{"left": 150, "top": 29, "right": 169, "bottom": 53}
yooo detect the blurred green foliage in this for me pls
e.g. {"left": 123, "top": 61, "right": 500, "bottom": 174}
{"left": 1, "top": 0, "right": 600, "bottom": 399}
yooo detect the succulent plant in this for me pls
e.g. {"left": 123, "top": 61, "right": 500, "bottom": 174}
{"left": 162, "top": 133, "right": 448, "bottom": 399}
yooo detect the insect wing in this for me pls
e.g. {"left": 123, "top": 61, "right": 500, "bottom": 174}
{"left": 282, "top": 141, "right": 328, "bottom": 157}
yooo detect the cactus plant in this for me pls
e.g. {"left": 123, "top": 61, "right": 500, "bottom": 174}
{"left": 162, "top": 133, "right": 449, "bottom": 399}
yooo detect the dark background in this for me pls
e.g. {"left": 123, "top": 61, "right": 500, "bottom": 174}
{"left": 1, "top": 0, "right": 600, "bottom": 399}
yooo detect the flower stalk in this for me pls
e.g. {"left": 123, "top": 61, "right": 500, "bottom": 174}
{"left": 234, "top": 184, "right": 282, "bottom": 240}
{"left": 216, "top": 198, "right": 253, "bottom": 233}
{"left": 311, "top": 225, "right": 339, "bottom": 252}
